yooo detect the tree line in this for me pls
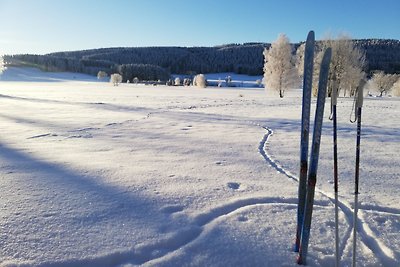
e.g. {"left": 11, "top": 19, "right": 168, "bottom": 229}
{"left": 3, "top": 39, "right": 399, "bottom": 82}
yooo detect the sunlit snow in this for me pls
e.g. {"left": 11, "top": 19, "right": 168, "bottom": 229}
{"left": 0, "top": 67, "right": 399, "bottom": 266}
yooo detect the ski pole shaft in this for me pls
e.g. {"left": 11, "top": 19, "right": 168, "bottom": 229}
{"left": 353, "top": 106, "right": 362, "bottom": 267}
{"left": 332, "top": 82, "right": 339, "bottom": 193}
{"left": 352, "top": 82, "right": 364, "bottom": 267}
{"left": 331, "top": 80, "right": 340, "bottom": 267}
{"left": 333, "top": 105, "right": 340, "bottom": 267}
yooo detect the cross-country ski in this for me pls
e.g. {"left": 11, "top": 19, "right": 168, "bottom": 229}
{"left": 297, "top": 47, "right": 332, "bottom": 265}
{"left": 295, "top": 30, "right": 315, "bottom": 253}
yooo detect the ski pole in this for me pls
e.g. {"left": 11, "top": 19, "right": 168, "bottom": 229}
{"left": 352, "top": 79, "right": 365, "bottom": 267}
{"left": 330, "top": 79, "right": 340, "bottom": 267}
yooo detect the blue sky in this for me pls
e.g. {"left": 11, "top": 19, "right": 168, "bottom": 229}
{"left": 1, "top": 0, "right": 399, "bottom": 55}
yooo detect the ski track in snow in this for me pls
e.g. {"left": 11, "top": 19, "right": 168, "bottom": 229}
{"left": 115, "top": 118, "right": 399, "bottom": 266}
{"left": 115, "top": 119, "right": 399, "bottom": 266}
{"left": 257, "top": 125, "right": 399, "bottom": 266}
{"left": 28, "top": 198, "right": 301, "bottom": 267}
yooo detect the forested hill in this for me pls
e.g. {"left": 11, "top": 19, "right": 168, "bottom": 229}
{"left": 4, "top": 39, "right": 400, "bottom": 81}
{"left": 353, "top": 39, "right": 400, "bottom": 74}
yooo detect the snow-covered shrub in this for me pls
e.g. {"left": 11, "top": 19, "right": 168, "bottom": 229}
{"left": 97, "top": 71, "right": 108, "bottom": 80}
{"left": 225, "top": 76, "right": 232, "bottom": 87}
{"left": 183, "top": 78, "right": 191, "bottom": 86}
{"left": 371, "top": 71, "right": 398, "bottom": 96}
{"left": 110, "top": 73, "right": 123, "bottom": 86}
{"left": 174, "top": 77, "right": 181, "bottom": 86}
{"left": 193, "top": 74, "right": 206, "bottom": 88}
{"left": 133, "top": 77, "right": 139, "bottom": 84}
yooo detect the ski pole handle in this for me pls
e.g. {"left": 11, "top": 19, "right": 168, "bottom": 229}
{"left": 331, "top": 80, "right": 338, "bottom": 106}
{"left": 356, "top": 79, "right": 366, "bottom": 109}
{"left": 329, "top": 77, "right": 338, "bottom": 121}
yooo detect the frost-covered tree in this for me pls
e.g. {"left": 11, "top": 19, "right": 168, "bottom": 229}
{"left": 263, "top": 34, "right": 299, "bottom": 98}
{"left": 295, "top": 43, "right": 326, "bottom": 97}
{"left": 371, "top": 71, "right": 399, "bottom": 96}
{"left": 0, "top": 56, "right": 5, "bottom": 74}
{"left": 110, "top": 73, "right": 122, "bottom": 86}
{"left": 391, "top": 78, "right": 400, "bottom": 97}
{"left": 315, "top": 34, "right": 365, "bottom": 97}
{"left": 341, "top": 65, "right": 365, "bottom": 97}
{"left": 193, "top": 74, "right": 206, "bottom": 88}
{"left": 295, "top": 43, "right": 305, "bottom": 78}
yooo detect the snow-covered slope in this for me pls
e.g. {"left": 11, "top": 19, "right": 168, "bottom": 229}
{"left": 0, "top": 68, "right": 399, "bottom": 266}
{"left": 0, "top": 67, "right": 97, "bottom": 82}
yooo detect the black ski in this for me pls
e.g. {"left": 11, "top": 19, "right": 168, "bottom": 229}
{"left": 330, "top": 77, "right": 340, "bottom": 267}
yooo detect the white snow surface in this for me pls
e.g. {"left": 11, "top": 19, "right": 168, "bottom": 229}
{"left": 0, "top": 67, "right": 399, "bottom": 267}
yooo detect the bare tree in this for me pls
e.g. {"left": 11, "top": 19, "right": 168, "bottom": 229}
{"left": 314, "top": 34, "right": 366, "bottom": 97}
{"left": 110, "top": 73, "right": 123, "bottom": 86}
{"left": 263, "top": 34, "right": 299, "bottom": 98}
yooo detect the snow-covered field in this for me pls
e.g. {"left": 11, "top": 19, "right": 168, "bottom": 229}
{"left": 0, "top": 67, "right": 399, "bottom": 267}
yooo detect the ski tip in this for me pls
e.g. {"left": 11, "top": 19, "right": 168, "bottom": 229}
{"left": 307, "top": 31, "right": 315, "bottom": 40}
